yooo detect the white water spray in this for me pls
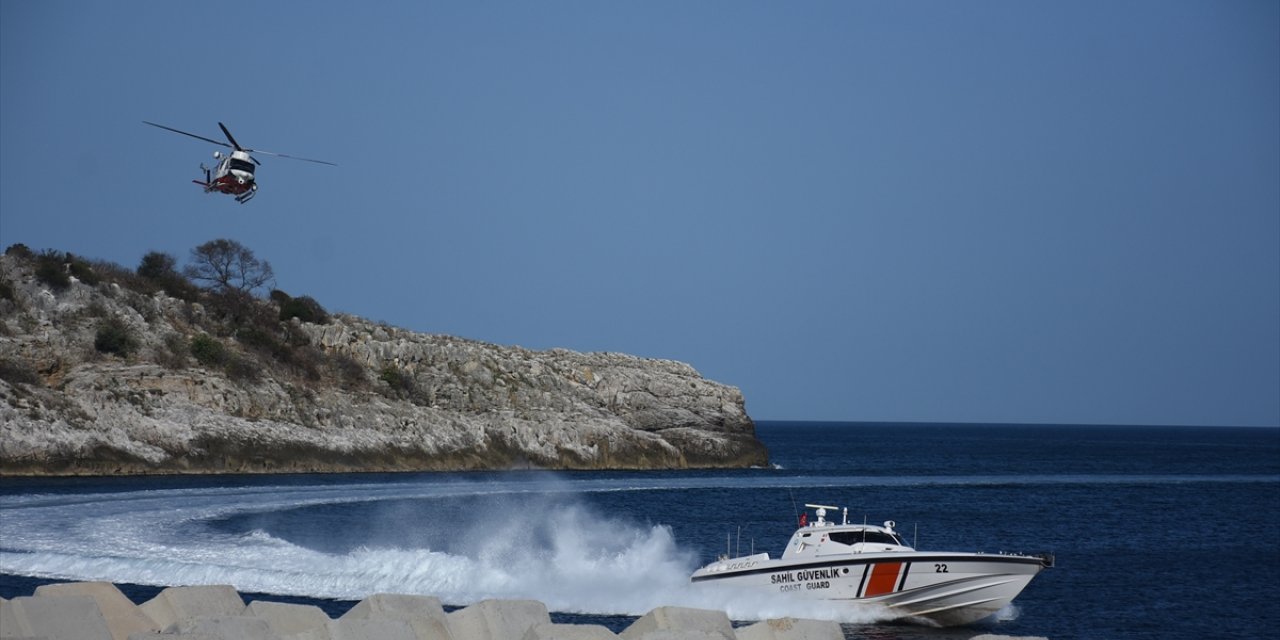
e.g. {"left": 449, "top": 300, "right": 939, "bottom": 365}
{"left": 0, "top": 476, "right": 895, "bottom": 623}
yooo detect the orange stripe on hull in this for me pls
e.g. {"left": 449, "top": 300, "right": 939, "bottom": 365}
{"left": 864, "top": 562, "right": 903, "bottom": 597}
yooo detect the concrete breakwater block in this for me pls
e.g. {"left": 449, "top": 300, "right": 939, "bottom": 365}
{"left": 339, "top": 593, "right": 451, "bottom": 640}
{"left": 447, "top": 599, "right": 552, "bottom": 640}
{"left": 522, "top": 622, "right": 619, "bottom": 640}
{"left": 139, "top": 586, "right": 245, "bottom": 631}
{"left": 170, "top": 615, "right": 276, "bottom": 640}
{"left": 735, "top": 618, "right": 843, "bottom": 640}
{"left": 33, "top": 581, "right": 160, "bottom": 640}
{"left": 245, "top": 601, "right": 331, "bottom": 637}
{"left": 1, "top": 594, "right": 114, "bottom": 640}
{"left": 620, "top": 607, "right": 735, "bottom": 640}
{"left": 2, "top": 582, "right": 884, "bottom": 640}
{"left": 0, "top": 597, "right": 18, "bottom": 639}
{"left": 341, "top": 593, "right": 446, "bottom": 620}
{"left": 328, "top": 617, "right": 418, "bottom": 640}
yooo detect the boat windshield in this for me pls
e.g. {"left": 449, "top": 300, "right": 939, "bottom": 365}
{"left": 829, "top": 531, "right": 905, "bottom": 547}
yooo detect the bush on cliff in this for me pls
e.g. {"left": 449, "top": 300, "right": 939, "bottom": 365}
{"left": 235, "top": 326, "right": 289, "bottom": 359}
{"left": 137, "top": 251, "right": 199, "bottom": 301}
{"left": 332, "top": 353, "right": 367, "bottom": 390}
{"left": 67, "top": 255, "right": 100, "bottom": 287}
{"left": 378, "top": 366, "right": 416, "bottom": 399}
{"left": 34, "top": 250, "right": 71, "bottom": 291}
{"left": 274, "top": 290, "right": 329, "bottom": 325}
{"left": 225, "top": 355, "right": 261, "bottom": 383}
{"left": 32, "top": 250, "right": 100, "bottom": 291}
{"left": 158, "top": 333, "right": 189, "bottom": 369}
{"left": 137, "top": 251, "right": 178, "bottom": 281}
{"left": 190, "top": 334, "right": 228, "bottom": 367}
{"left": 4, "top": 244, "right": 34, "bottom": 259}
{"left": 94, "top": 317, "right": 137, "bottom": 357}
{"left": 0, "top": 358, "right": 40, "bottom": 386}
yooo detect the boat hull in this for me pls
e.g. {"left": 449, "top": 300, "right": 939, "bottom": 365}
{"left": 691, "top": 552, "right": 1049, "bottom": 627}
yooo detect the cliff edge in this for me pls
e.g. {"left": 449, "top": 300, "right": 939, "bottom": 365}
{"left": 0, "top": 249, "right": 767, "bottom": 475}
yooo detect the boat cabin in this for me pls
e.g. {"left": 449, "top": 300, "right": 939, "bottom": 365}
{"left": 782, "top": 504, "right": 914, "bottom": 559}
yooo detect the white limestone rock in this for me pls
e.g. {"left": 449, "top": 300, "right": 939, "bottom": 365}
{"left": 0, "top": 253, "right": 766, "bottom": 475}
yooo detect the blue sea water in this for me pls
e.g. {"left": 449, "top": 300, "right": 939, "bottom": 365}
{"left": 2, "top": 422, "right": 1278, "bottom": 639}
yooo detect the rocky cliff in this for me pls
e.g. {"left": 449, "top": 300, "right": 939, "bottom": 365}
{"left": 0, "top": 250, "right": 767, "bottom": 475}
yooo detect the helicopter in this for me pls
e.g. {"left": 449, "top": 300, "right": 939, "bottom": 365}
{"left": 144, "top": 121, "right": 335, "bottom": 203}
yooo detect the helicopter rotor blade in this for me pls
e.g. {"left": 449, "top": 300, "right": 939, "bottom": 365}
{"left": 218, "top": 122, "right": 244, "bottom": 151}
{"left": 245, "top": 149, "right": 338, "bottom": 166}
{"left": 146, "top": 120, "right": 335, "bottom": 166}
{"left": 143, "top": 121, "right": 231, "bottom": 148}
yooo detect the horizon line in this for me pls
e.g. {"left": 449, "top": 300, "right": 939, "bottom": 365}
{"left": 751, "top": 419, "right": 1280, "bottom": 429}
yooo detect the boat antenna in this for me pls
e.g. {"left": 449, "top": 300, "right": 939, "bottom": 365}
{"left": 736, "top": 526, "right": 742, "bottom": 557}
{"left": 788, "top": 489, "right": 799, "bottom": 524}
{"left": 914, "top": 523, "right": 918, "bottom": 549}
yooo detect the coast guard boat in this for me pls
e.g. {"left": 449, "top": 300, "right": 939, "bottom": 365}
{"left": 690, "top": 504, "right": 1054, "bottom": 627}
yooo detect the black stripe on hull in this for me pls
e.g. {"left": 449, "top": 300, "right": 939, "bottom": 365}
{"left": 690, "top": 554, "right": 1044, "bottom": 583}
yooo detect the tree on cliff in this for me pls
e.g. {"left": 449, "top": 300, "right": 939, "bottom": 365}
{"left": 137, "top": 251, "right": 199, "bottom": 301}
{"left": 184, "top": 239, "right": 275, "bottom": 295}
{"left": 137, "top": 251, "right": 178, "bottom": 280}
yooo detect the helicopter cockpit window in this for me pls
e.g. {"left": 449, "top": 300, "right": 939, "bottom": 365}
{"left": 229, "top": 159, "right": 255, "bottom": 174}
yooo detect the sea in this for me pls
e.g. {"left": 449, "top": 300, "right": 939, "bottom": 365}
{"left": 1, "top": 422, "right": 1277, "bottom": 639}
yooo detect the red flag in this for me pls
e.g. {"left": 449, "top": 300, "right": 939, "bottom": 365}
{"left": 799, "top": 512, "right": 808, "bottom": 527}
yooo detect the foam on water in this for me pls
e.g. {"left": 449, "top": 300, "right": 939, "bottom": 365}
{"left": 0, "top": 475, "right": 902, "bottom": 622}
{"left": 1, "top": 471, "right": 1265, "bottom": 622}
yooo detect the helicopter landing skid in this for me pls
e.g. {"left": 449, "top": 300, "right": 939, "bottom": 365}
{"left": 235, "top": 185, "right": 257, "bottom": 204}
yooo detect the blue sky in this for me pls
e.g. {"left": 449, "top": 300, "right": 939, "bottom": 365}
{"left": 2, "top": 1, "right": 1277, "bottom": 426}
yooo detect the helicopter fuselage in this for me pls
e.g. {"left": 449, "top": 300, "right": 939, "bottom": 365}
{"left": 198, "top": 150, "right": 257, "bottom": 203}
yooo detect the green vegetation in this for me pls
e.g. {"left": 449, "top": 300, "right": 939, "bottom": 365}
{"left": 93, "top": 317, "right": 137, "bottom": 357}
{"left": 332, "top": 353, "right": 367, "bottom": 390}
{"left": 379, "top": 366, "right": 416, "bottom": 399}
{"left": 0, "top": 357, "right": 39, "bottom": 386}
{"left": 67, "top": 256, "right": 99, "bottom": 287}
{"left": 4, "top": 244, "right": 34, "bottom": 260}
{"left": 34, "top": 250, "right": 71, "bottom": 291}
{"left": 137, "top": 251, "right": 199, "bottom": 301}
{"left": 225, "top": 355, "right": 261, "bottom": 383}
{"left": 158, "top": 333, "right": 189, "bottom": 369}
{"left": 190, "top": 333, "right": 228, "bottom": 367}
{"left": 32, "top": 250, "right": 101, "bottom": 291}
{"left": 275, "top": 291, "right": 329, "bottom": 324}
{"left": 4, "top": 240, "right": 347, "bottom": 390}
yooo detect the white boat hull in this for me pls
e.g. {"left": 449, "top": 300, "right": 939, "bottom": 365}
{"left": 691, "top": 552, "right": 1050, "bottom": 626}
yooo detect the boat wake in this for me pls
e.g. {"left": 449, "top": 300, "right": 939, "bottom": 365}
{"left": 3, "top": 471, "right": 1255, "bottom": 622}
{"left": 0, "top": 477, "right": 892, "bottom": 623}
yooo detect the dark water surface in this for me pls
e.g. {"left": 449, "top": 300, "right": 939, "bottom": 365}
{"left": 3, "top": 422, "right": 1278, "bottom": 639}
